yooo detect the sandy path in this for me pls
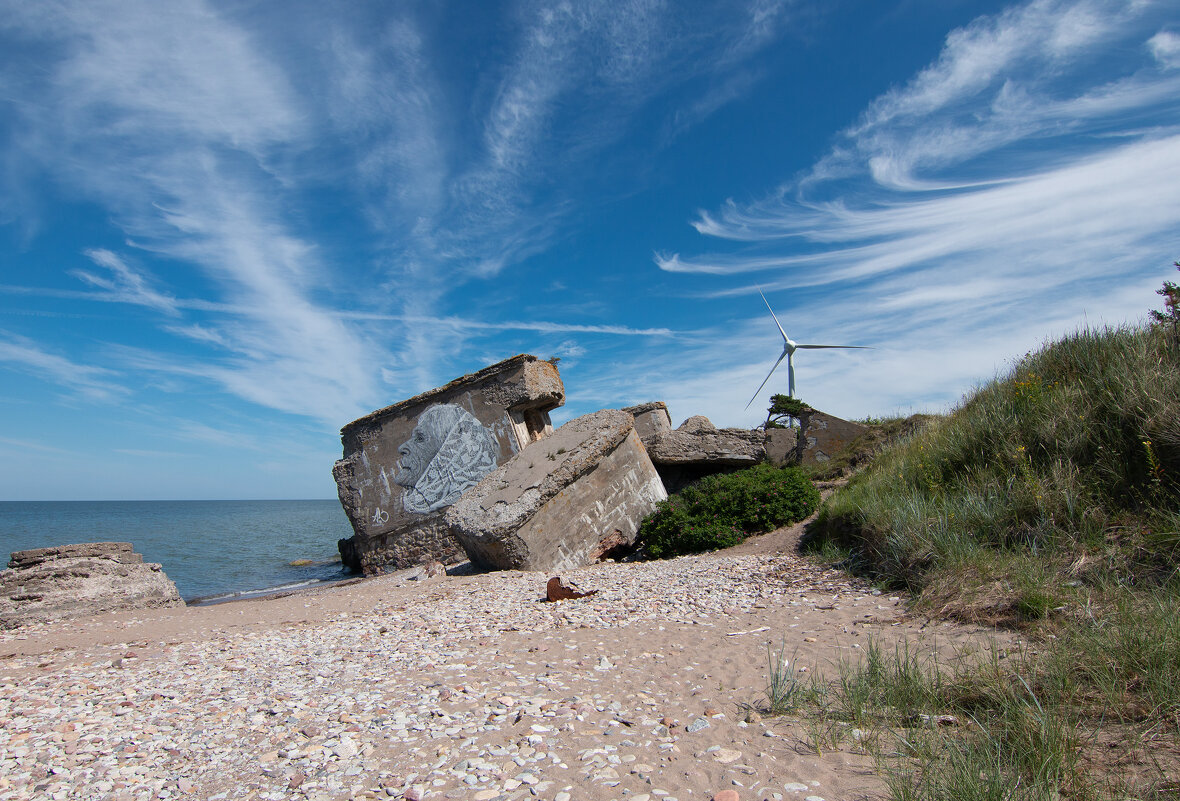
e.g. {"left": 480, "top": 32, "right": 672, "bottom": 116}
{"left": 0, "top": 547, "right": 1011, "bottom": 801}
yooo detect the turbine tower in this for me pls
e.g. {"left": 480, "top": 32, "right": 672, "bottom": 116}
{"left": 745, "top": 290, "right": 872, "bottom": 409}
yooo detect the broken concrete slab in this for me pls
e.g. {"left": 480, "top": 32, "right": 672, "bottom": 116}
{"left": 445, "top": 409, "right": 667, "bottom": 572}
{"left": 795, "top": 409, "right": 869, "bottom": 464}
{"left": 763, "top": 409, "right": 870, "bottom": 466}
{"left": 1, "top": 542, "right": 183, "bottom": 629}
{"left": 333, "top": 354, "right": 564, "bottom": 574}
{"left": 763, "top": 427, "right": 798, "bottom": 466}
{"left": 622, "top": 401, "right": 672, "bottom": 441}
{"left": 640, "top": 412, "right": 766, "bottom": 493}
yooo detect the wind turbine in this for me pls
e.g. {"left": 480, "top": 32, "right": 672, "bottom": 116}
{"left": 745, "top": 290, "right": 872, "bottom": 409}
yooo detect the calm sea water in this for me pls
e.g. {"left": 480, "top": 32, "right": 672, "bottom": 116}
{"left": 0, "top": 500, "right": 355, "bottom": 603}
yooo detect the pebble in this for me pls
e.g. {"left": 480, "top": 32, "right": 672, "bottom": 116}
{"left": 0, "top": 552, "right": 920, "bottom": 801}
{"left": 713, "top": 748, "right": 741, "bottom": 764}
{"left": 713, "top": 792, "right": 740, "bottom": 801}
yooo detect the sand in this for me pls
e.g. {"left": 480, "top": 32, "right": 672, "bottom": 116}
{"left": 0, "top": 528, "right": 1013, "bottom": 801}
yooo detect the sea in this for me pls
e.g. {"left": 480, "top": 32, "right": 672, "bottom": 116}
{"left": 0, "top": 500, "right": 355, "bottom": 604}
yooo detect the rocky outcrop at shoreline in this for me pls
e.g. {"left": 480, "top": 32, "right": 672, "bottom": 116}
{"left": 0, "top": 542, "right": 183, "bottom": 629}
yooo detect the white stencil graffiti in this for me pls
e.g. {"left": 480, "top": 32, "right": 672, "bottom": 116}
{"left": 394, "top": 404, "right": 499, "bottom": 514}
{"left": 370, "top": 507, "right": 389, "bottom": 525}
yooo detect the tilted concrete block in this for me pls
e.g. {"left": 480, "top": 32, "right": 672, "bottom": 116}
{"left": 622, "top": 401, "right": 672, "bottom": 441}
{"left": 445, "top": 409, "right": 667, "bottom": 572}
{"left": 333, "top": 354, "right": 564, "bottom": 574}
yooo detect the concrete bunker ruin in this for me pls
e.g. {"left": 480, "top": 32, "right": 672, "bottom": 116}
{"left": 333, "top": 354, "right": 564, "bottom": 574}
{"left": 333, "top": 356, "right": 869, "bottom": 576}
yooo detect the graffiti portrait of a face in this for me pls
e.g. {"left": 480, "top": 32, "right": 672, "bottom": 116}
{"left": 394, "top": 404, "right": 499, "bottom": 514}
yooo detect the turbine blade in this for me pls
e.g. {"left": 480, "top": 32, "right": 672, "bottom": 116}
{"left": 795, "top": 344, "right": 873, "bottom": 350}
{"left": 758, "top": 289, "right": 789, "bottom": 343}
{"left": 744, "top": 350, "right": 787, "bottom": 409}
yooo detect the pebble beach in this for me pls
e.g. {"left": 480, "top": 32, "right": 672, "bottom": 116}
{"left": 0, "top": 545, "right": 1009, "bottom": 801}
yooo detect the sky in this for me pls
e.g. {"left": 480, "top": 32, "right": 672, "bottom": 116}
{"left": 1, "top": 0, "right": 1177, "bottom": 500}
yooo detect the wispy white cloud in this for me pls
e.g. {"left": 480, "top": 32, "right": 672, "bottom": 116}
{"left": 850, "top": 0, "right": 1132, "bottom": 135}
{"left": 438, "top": 0, "right": 796, "bottom": 277}
{"left": 1, "top": 0, "right": 387, "bottom": 425}
{"left": 0, "top": 436, "right": 75, "bottom": 455}
{"left": 647, "top": 0, "right": 1180, "bottom": 423}
{"left": 664, "top": 135, "right": 1180, "bottom": 287}
{"left": 161, "top": 324, "right": 231, "bottom": 348}
{"left": 72, "top": 249, "right": 179, "bottom": 315}
{"left": 323, "top": 17, "right": 449, "bottom": 227}
{"left": 340, "top": 311, "right": 677, "bottom": 337}
{"left": 1149, "top": 30, "right": 1180, "bottom": 69}
{"left": 554, "top": 340, "right": 587, "bottom": 359}
{"left": 0, "top": 333, "right": 126, "bottom": 401}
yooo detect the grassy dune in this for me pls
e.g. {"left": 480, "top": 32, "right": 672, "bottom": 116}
{"left": 802, "top": 322, "right": 1180, "bottom": 799}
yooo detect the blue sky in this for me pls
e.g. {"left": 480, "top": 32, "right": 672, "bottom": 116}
{"left": 1, "top": 0, "right": 1177, "bottom": 500}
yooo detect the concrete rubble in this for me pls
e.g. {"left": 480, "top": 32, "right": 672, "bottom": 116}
{"left": 621, "top": 401, "right": 672, "bottom": 441}
{"left": 0, "top": 542, "right": 183, "bottom": 629}
{"left": 632, "top": 409, "right": 766, "bottom": 493}
{"left": 333, "top": 354, "right": 564, "bottom": 574}
{"left": 629, "top": 402, "right": 868, "bottom": 474}
{"left": 445, "top": 410, "right": 667, "bottom": 572}
{"left": 791, "top": 409, "right": 869, "bottom": 464}
{"left": 332, "top": 351, "right": 868, "bottom": 576}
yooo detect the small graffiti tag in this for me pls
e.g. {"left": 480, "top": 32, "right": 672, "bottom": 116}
{"left": 370, "top": 507, "right": 389, "bottom": 525}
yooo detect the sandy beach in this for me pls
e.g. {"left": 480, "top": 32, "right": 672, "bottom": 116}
{"left": 0, "top": 532, "right": 1012, "bottom": 801}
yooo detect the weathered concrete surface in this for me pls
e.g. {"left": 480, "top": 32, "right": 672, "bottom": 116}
{"left": 334, "top": 355, "right": 564, "bottom": 574}
{"left": 622, "top": 401, "right": 672, "bottom": 441}
{"left": 445, "top": 410, "right": 667, "bottom": 572}
{"left": 763, "top": 427, "right": 799, "bottom": 466}
{"left": 763, "top": 410, "right": 869, "bottom": 465}
{"left": 0, "top": 542, "right": 183, "bottom": 629}
{"left": 796, "top": 410, "right": 869, "bottom": 464}
{"left": 642, "top": 414, "right": 766, "bottom": 493}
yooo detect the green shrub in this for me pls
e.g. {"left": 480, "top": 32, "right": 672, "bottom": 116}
{"left": 639, "top": 464, "right": 820, "bottom": 558}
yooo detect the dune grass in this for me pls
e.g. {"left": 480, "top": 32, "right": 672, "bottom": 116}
{"left": 798, "top": 322, "right": 1180, "bottom": 798}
